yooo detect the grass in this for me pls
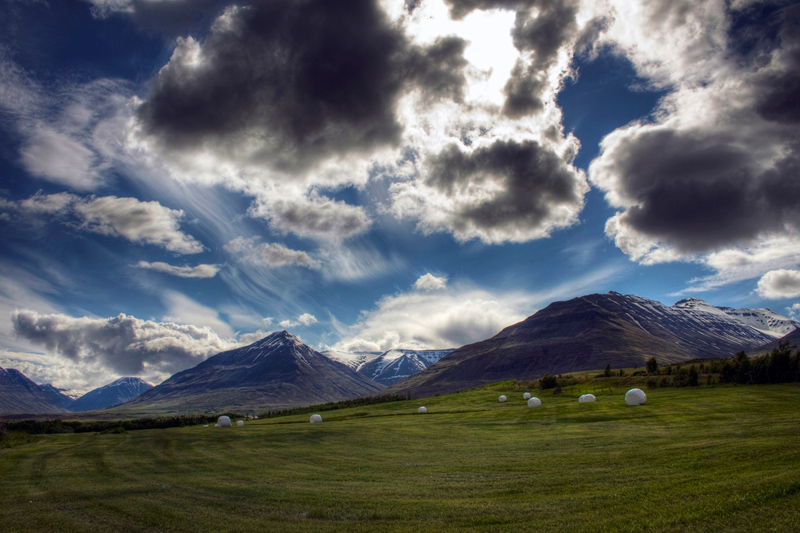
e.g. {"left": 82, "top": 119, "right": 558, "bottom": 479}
{"left": 1, "top": 384, "right": 799, "bottom": 532}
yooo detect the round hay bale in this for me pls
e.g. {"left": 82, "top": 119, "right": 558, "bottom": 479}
{"left": 214, "top": 424, "right": 220, "bottom": 427}
{"left": 203, "top": 424, "right": 209, "bottom": 427}
{"left": 625, "top": 388, "right": 647, "bottom": 406}
{"left": 310, "top": 414, "right": 322, "bottom": 424}
{"left": 418, "top": 406, "right": 427, "bottom": 414}
{"left": 217, "top": 415, "right": 232, "bottom": 427}
{"left": 498, "top": 395, "right": 507, "bottom": 403}
{"left": 527, "top": 397, "right": 542, "bottom": 407}
{"left": 523, "top": 392, "right": 531, "bottom": 400}
{"left": 578, "top": 393, "right": 596, "bottom": 403}
{"left": 237, "top": 420, "right": 244, "bottom": 426}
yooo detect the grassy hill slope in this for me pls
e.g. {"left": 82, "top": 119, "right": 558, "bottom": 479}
{"left": 2, "top": 384, "right": 799, "bottom": 532}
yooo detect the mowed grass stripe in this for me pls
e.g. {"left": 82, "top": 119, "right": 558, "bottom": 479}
{"left": 1, "top": 384, "right": 799, "bottom": 532}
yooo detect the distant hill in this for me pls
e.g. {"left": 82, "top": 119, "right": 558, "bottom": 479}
{"left": 751, "top": 327, "right": 800, "bottom": 356}
{"left": 122, "top": 331, "right": 385, "bottom": 413}
{"left": 387, "top": 292, "right": 784, "bottom": 398}
{"left": 0, "top": 367, "right": 68, "bottom": 414}
{"left": 324, "top": 348, "right": 453, "bottom": 386}
{"left": 38, "top": 384, "right": 76, "bottom": 410}
{"left": 70, "top": 377, "right": 153, "bottom": 412}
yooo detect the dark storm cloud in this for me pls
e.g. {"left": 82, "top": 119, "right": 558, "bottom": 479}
{"left": 426, "top": 139, "right": 584, "bottom": 233}
{"left": 511, "top": 1, "right": 578, "bottom": 67}
{"left": 443, "top": 0, "right": 539, "bottom": 20}
{"left": 502, "top": 60, "right": 545, "bottom": 117}
{"left": 136, "top": 0, "right": 468, "bottom": 174}
{"left": 602, "top": 129, "right": 800, "bottom": 252}
{"left": 754, "top": 5, "right": 800, "bottom": 124}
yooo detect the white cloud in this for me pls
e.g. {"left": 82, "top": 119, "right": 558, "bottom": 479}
{"left": 757, "top": 269, "right": 800, "bottom": 300}
{"left": 414, "top": 273, "right": 448, "bottom": 291}
{"left": 76, "top": 195, "right": 203, "bottom": 253}
{"left": 10, "top": 309, "right": 239, "bottom": 383}
{"left": 787, "top": 303, "right": 800, "bottom": 320}
{"left": 5, "top": 192, "right": 203, "bottom": 254}
{"left": 136, "top": 261, "right": 219, "bottom": 278}
{"left": 278, "top": 313, "right": 318, "bottom": 329}
{"left": 224, "top": 236, "right": 319, "bottom": 269}
{"left": 334, "top": 279, "right": 529, "bottom": 352}
{"left": 297, "top": 313, "right": 317, "bottom": 326}
{"left": 248, "top": 192, "right": 372, "bottom": 242}
{"left": 161, "top": 290, "right": 233, "bottom": 337}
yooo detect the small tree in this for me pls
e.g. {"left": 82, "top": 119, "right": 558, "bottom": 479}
{"left": 646, "top": 357, "right": 658, "bottom": 375}
{"left": 735, "top": 351, "right": 751, "bottom": 384}
{"left": 688, "top": 366, "right": 699, "bottom": 387}
{"left": 604, "top": 364, "right": 611, "bottom": 378}
{"left": 618, "top": 369, "right": 625, "bottom": 377}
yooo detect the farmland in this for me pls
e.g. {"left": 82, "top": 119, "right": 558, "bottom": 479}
{"left": 2, "top": 383, "right": 799, "bottom": 532}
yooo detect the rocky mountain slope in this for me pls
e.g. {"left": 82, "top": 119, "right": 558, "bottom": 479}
{"left": 122, "top": 331, "right": 385, "bottom": 413}
{"left": 388, "top": 292, "right": 789, "bottom": 398}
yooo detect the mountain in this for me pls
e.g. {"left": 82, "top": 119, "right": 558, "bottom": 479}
{"left": 387, "top": 292, "right": 785, "bottom": 398}
{"left": 70, "top": 377, "right": 153, "bottom": 412}
{"left": 0, "top": 367, "right": 68, "bottom": 414}
{"left": 354, "top": 349, "right": 454, "bottom": 386}
{"left": 323, "top": 348, "right": 453, "bottom": 385}
{"left": 122, "top": 331, "right": 385, "bottom": 413}
{"left": 39, "top": 384, "right": 76, "bottom": 410}
{"left": 673, "top": 298, "right": 799, "bottom": 338}
{"left": 322, "top": 349, "right": 383, "bottom": 369}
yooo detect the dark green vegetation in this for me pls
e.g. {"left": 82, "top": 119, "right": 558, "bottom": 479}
{"left": 2, "top": 384, "right": 799, "bottom": 532}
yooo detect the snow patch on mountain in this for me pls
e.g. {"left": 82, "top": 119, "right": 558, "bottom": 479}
{"left": 673, "top": 297, "right": 799, "bottom": 338}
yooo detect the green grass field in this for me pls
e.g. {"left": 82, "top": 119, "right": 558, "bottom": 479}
{"left": 2, "top": 384, "right": 799, "bottom": 532}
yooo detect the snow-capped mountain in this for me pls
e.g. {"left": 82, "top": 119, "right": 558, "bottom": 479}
{"left": 389, "top": 292, "right": 790, "bottom": 398}
{"left": 70, "top": 377, "right": 154, "bottom": 412}
{"left": 673, "top": 297, "right": 799, "bottom": 338}
{"left": 355, "top": 349, "right": 454, "bottom": 386}
{"left": 321, "top": 349, "right": 383, "bottom": 369}
{"left": 124, "top": 331, "right": 385, "bottom": 413}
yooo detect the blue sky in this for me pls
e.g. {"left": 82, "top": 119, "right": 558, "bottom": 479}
{"left": 1, "top": 0, "right": 799, "bottom": 393}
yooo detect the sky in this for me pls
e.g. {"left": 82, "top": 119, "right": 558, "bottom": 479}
{"left": 1, "top": 0, "right": 799, "bottom": 395}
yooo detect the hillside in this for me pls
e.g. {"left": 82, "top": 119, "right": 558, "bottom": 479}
{"left": 388, "top": 292, "right": 780, "bottom": 398}
{"left": 120, "top": 331, "right": 385, "bottom": 413}
{"left": 0, "top": 367, "right": 68, "bottom": 414}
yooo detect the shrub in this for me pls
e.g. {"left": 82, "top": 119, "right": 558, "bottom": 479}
{"left": 539, "top": 373, "right": 558, "bottom": 389}
{"left": 646, "top": 357, "right": 658, "bottom": 375}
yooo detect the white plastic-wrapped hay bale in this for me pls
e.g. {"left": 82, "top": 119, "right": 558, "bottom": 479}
{"left": 527, "top": 397, "right": 541, "bottom": 407}
{"left": 310, "top": 414, "right": 322, "bottom": 424}
{"left": 418, "top": 406, "right": 427, "bottom": 414}
{"left": 523, "top": 392, "right": 531, "bottom": 400}
{"left": 214, "top": 423, "right": 219, "bottom": 427}
{"left": 498, "top": 395, "right": 507, "bottom": 402}
{"left": 578, "top": 394, "right": 596, "bottom": 403}
{"left": 625, "top": 388, "right": 647, "bottom": 406}
{"left": 237, "top": 420, "right": 244, "bottom": 426}
{"left": 217, "top": 415, "right": 232, "bottom": 427}
{"left": 203, "top": 424, "right": 209, "bottom": 427}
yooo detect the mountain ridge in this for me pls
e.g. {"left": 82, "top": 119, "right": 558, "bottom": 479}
{"left": 387, "top": 292, "right": 789, "bottom": 398}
